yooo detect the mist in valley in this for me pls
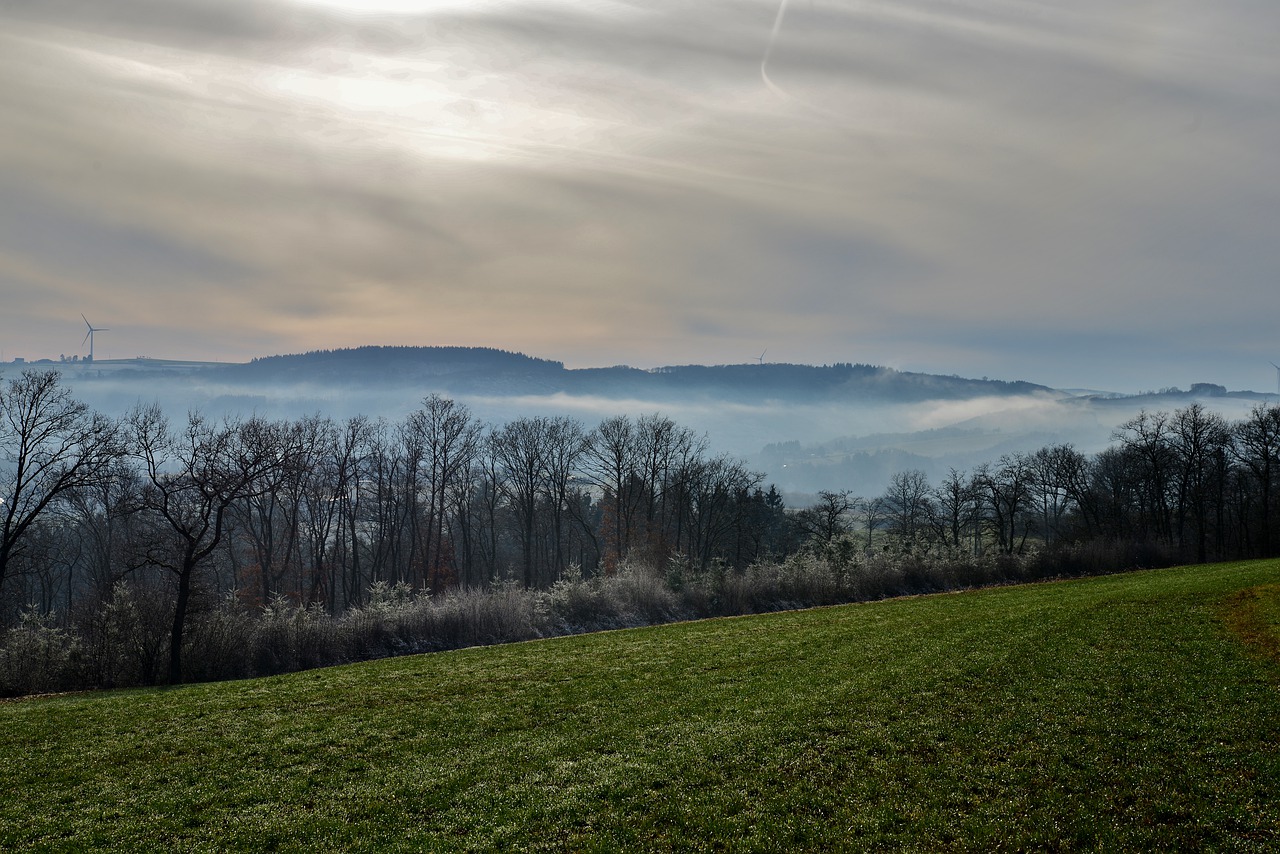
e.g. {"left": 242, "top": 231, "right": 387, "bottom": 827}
{"left": 13, "top": 354, "right": 1270, "bottom": 507}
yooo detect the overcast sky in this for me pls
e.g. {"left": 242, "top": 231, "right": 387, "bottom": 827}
{"left": 2, "top": 0, "right": 1278, "bottom": 393}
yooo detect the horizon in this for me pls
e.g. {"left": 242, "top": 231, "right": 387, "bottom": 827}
{"left": 4, "top": 341, "right": 1278, "bottom": 398}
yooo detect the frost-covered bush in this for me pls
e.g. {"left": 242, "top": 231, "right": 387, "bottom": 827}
{"left": 408, "top": 583, "right": 549, "bottom": 651}
{"left": 0, "top": 609, "right": 79, "bottom": 697}
{"left": 337, "top": 580, "right": 550, "bottom": 659}
{"left": 251, "top": 597, "right": 340, "bottom": 675}
{"left": 544, "top": 562, "right": 685, "bottom": 633}
{"left": 600, "top": 560, "right": 685, "bottom": 625}
{"left": 183, "top": 596, "right": 257, "bottom": 683}
{"left": 76, "top": 582, "right": 172, "bottom": 688}
{"left": 341, "top": 580, "right": 417, "bottom": 660}
{"left": 546, "top": 565, "right": 612, "bottom": 632}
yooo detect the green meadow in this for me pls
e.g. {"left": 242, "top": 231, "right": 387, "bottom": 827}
{"left": 3, "top": 561, "right": 1280, "bottom": 851}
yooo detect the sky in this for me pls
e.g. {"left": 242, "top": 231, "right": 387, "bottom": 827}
{"left": 2, "top": 0, "right": 1278, "bottom": 394}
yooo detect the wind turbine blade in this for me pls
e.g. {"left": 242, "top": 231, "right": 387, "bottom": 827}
{"left": 82, "top": 331, "right": 91, "bottom": 346}
{"left": 82, "top": 314, "right": 91, "bottom": 330}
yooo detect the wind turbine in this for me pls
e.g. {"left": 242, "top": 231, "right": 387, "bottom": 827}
{"left": 1271, "top": 361, "right": 1280, "bottom": 397}
{"left": 756, "top": 349, "right": 768, "bottom": 365}
{"left": 82, "top": 315, "right": 108, "bottom": 362}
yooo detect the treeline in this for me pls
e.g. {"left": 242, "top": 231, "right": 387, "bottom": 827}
{"left": 0, "top": 372, "right": 782, "bottom": 687}
{"left": 2, "top": 369, "right": 1279, "bottom": 696}
{"left": 802, "top": 401, "right": 1280, "bottom": 567}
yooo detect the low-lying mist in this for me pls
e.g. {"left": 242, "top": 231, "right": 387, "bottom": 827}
{"left": 19, "top": 362, "right": 1273, "bottom": 506}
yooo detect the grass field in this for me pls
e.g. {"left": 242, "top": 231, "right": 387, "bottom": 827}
{"left": 3, "top": 560, "right": 1280, "bottom": 851}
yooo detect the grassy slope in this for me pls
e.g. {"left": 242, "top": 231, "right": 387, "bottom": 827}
{"left": 3, "top": 561, "right": 1280, "bottom": 852}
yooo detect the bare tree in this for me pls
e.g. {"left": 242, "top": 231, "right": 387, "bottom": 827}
{"left": 540, "top": 417, "right": 588, "bottom": 577}
{"left": 582, "top": 415, "right": 641, "bottom": 571}
{"left": 857, "top": 495, "right": 886, "bottom": 551}
{"left": 452, "top": 448, "right": 506, "bottom": 586}
{"left": 881, "top": 469, "right": 933, "bottom": 551}
{"left": 0, "top": 371, "right": 121, "bottom": 602}
{"left": 676, "top": 454, "right": 762, "bottom": 570}
{"left": 361, "top": 419, "right": 419, "bottom": 587}
{"left": 128, "top": 406, "right": 299, "bottom": 684}
{"left": 490, "top": 417, "right": 550, "bottom": 587}
{"left": 63, "top": 458, "right": 142, "bottom": 605}
{"left": 231, "top": 428, "right": 304, "bottom": 606}
{"left": 974, "top": 455, "right": 1035, "bottom": 555}
{"left": 293, "top": 415, "right": 371, "bottom": 610}
{"left": 634, "top": 414, "right": 705, "bottom": 561}
{"left": 932, "top": 468, "right": 981, "bottom": 554}
{"left": 582, "top": 414, "right": 708, "bottom": 571}
{"left": 1232, "top": 404, "right": 1280, "bottom": 557}
{"left": 796, "top": 490, "right": 856, "bottom": 546}
{"left": 1113, "top": 410, "right": 1177, "bottom": 544}
{"left": 405, "top": 395, "right": 483, "bottom": 591}
{"left": 1171, "top": 403, "right": 1232, "bottom": 561}
{"left": 1085, "top": 445, "right": 1144, "bottom": 541}
{"left": 1027, "top": 445, "right": 1088, "bottom": 547}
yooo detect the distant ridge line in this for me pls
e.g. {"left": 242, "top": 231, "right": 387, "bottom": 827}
{"left": 247, "top": 345, "right": 563, "bottom": 369}
{"left": 214, "top": 346, "right": 1054, "bottom": 403}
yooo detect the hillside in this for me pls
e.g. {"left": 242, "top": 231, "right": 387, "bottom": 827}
{"left": 211, "top": 346, "right": 1056, "bottom": 403}
{"left": 226, "top": 346, "right": 565, "bottom": 385}
{"left": 3, "top": 560, "right": 1279, "bottom": 850}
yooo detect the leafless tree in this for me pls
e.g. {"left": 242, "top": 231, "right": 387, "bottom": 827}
{"left": 797, "top": 490, "right": 857, "bottom": 546}
{"left": 1171, "top": 403, "right": 1232, "bottom": 561}
{"left": 974, "top": 454, "right": 1035, "bottom": 555}
{"left": 0, "top": 371, "right": 122, "bottom": 604}
{"left": 293, "top": 415, "right": 372, "bottom": 609}
{"left": 932, "top": 468, "right": 981, "bottom": 554}
{"left": 582, "top": 415, "right": 641, "bottom": 570}
{"left": 405, "top": 395, "right": 483, "bottom": 591}
{"left": 1113, "top": 410, "right": 1177, "bottom": 544}
{"left": 881, "top": 469, "right": 933, "bottom": 550}
{"left": 1232, "top": 404, "right": 1280, "bottom": 557}
{"left": 679, "top": 454, "right": 762, "bottom": 570}
{"left": 857, "top": 495, "right": 886, "bottom": 551}
{"left": 490, "top": 417, "right": 552, "bottom": 587}
{"left": 1027, "top": 445, "right": 1088, "bottom": 547}
{"left": 634, "top": 414, "right": 705, "bottom": 562}
{"left": 127, "top": 405, "right": 300, "bottom": 683}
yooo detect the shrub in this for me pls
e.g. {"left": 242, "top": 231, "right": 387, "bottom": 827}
{"left": 184, "top": 598, "right": 257, "bottom": 683}
{"left": 0, "top": 609, "right": 79, "bottom": 697}
{"left": 250, "top": 598, "right": 339, "bottom": 675}
{"left": 77, "top": 582, "right": 172, "bottom": 689}
{"left": 0, "top": 536, "right": 1199, "bottom": 698}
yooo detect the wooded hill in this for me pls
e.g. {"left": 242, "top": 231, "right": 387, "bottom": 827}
{"left": 212, "top": 346, "right": 1054, "bottom": 402}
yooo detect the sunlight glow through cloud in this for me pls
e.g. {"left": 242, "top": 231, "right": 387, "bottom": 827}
{"left": 1, "top": 0, "right": 1277, "bottom": 392}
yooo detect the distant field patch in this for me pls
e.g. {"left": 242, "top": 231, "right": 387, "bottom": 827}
{"left": 3, "top": 561, "right": 1280, "bottom": 851}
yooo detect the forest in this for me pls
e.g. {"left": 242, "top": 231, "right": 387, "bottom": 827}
{"left": 2, "top": 368, "right": 1279, "bottom": 696}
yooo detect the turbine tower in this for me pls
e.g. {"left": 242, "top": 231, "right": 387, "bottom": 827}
{"left": 82, "top": 315, "right": 109, "bottom": 362}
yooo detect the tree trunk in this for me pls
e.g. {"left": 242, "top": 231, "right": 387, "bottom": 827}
{"left": 168, "top": 558, "right": 195, "bottom": 684}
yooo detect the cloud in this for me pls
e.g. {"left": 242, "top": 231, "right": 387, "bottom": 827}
{"left": 1, "top": 0, "right": 1277, "bottom": 391}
